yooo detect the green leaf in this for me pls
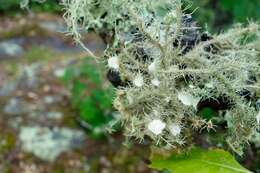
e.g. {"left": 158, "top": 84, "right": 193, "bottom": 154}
{"left": 150, "top": 148, "right": 252, "bottom": 173}
{"left": 79, "top": 97, "right": 106, "bottom": 126}
{"left": 92, "top": 89, "right": 113, "bottom": 110}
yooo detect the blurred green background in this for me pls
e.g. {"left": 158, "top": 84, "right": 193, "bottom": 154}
{"left": 0, "top": 0, "right": 60, "bottom": 14}
{"left": 1, "top": 0, "right": 260, "bottom": 31}
{"left": 189, "top": 0, "right": 260, "bottom": 32}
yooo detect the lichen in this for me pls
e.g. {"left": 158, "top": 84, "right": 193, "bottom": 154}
{"left": 61, "top": 0, "right": 260, "bottom": 155}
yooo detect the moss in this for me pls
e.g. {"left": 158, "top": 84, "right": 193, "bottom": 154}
{"left": 2, "top": 167, "right": 12, "bottom": 173}
{"left": 52, "top": 166, "right": 65, "bottom": 173}
{"left": 0, "top": 131, "right": 16, "bottom": 154}
{"left": 61, "top": 110, "right": 79, "bottom": 128}
{"left": 24, "top": 46, "right": 57, "bottom": 63}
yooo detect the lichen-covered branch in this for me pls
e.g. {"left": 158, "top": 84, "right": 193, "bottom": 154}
{"left": 59, "top": 0, "right": 259, "bottom": 155}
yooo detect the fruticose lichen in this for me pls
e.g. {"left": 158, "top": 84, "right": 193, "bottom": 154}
{"left": 60, "top": 0, "right": 260, "bottom": 154}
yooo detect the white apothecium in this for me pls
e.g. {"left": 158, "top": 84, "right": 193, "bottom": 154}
{"left": 108, "top": 56, "right": 119, "bottom": 70}
{"left": 148, "top": 119, "right": 166, "bottom": 135}
{"left": 151, "top": 78, "right": 160, "bottom": 86}
{"left": 133, "top": 74, "right": 144, "bottom": 87}
{"left": 177, "top": 91, "right": 200, "bottom": 109}
{"left": 205, "top": 82, "right": 214, "bottom": 89}
{"left": 148, "top": 61, "right": 157, "bottom": 73}
{"left": 169, "top": 123, "right": 181, "bottom": 136}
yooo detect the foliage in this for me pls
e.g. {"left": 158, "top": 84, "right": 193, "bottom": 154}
{"left": 149, "top": 147, "right": 252, "bottom": 173}
{"left": 0, "top": 0, "right": 20, "bottom": 11}
{"left": 219, "top": 0, "right": 260, "bottom": 22}
{"left": 189, "top": 0, "right": 260, "bottom": 31}
{"left": 30, "top": 0, "right": 60, "bottom": 13}
{"left": 0, "top": 0, "right": 60, "bottom": 14}
{"left": 62, "top": 58, "right": 117, "bottom": 138}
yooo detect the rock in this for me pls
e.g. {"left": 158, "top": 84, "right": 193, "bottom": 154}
{"left": 43, "top": 96, "right": 55, "bottom": 104}
{"left": 54, "top": 68, "right": 65, "bottom": 78}
{"left": 0, "top": 41, "right": 24, "bottom": 58}
{"left": 39, "top": 21, "right": 67, "bottom": 33}
{"left": 4, "top": 98, "right": 27, "bottom": 115}
{"left": 19, "top": 126, "right": 85, "bottom": 162}
{"left": 46, "top": 111, "right": 63, "bottom": 120}
{"left": 8, "top": 116, "right": 23, "bottom": 129}
{"left": 18, "top": 64, "right": 41, "bottom": 89}
{"left": 0, "top": 81, "right": 17, "bottom": 96}
{"left": 43, "top": 95, "right": 63, "bottom": 104}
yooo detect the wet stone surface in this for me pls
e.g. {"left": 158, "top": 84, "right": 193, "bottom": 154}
{"left": 0, "top": 41, "right": 24, "bottom": 59}
{"left": 19, "top": 126, "right": 85, "bottom": 162}
{"left": 4, "top": 97, "right": 28, "bottom": 115}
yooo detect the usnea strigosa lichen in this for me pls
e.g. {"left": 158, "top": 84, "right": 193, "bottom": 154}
{"left": 61, "top": 0, "right": 260, "bottom": 155}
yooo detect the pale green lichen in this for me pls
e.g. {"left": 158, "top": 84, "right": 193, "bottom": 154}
{"left": 56, "top": 0, "right": 260, "bottom": 154}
